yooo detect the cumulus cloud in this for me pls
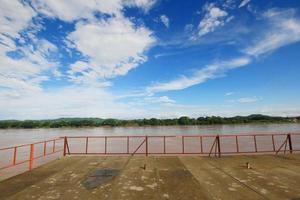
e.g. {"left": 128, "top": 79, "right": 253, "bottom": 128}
{"left": 0, "top": 0, "right": 59, "bottom": 92}
{"left": 0, "top": 0, "right": 157, "bottom": 92}
{"left": 67, "top": 16, "right": 155, "bottom": 84}
{"left": 197, "top": 3, "right": 232, "bottom": 37}
{"left": 160, "top": 15, "right": 170, "bottom": 28}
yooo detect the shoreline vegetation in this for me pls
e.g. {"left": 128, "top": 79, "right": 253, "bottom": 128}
{"left": 0, "top": 114, "right": 299, "bottom": 129}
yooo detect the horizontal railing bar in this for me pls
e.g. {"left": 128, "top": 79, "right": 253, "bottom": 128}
{"left": 66, "top": 149, "right": 300, "bottom": 155}
{"left": 0, "top": 138, "right": 63, "bottom": 151}
{"left": 62, "top": 135, "right": 177, "bottom": 139}
{"left": 62, "top": 133, "right": 300, "bottom": 139}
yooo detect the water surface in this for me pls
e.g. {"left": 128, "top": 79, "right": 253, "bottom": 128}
{"left": 1, "top": 123, "right": 300, "bottom": 148}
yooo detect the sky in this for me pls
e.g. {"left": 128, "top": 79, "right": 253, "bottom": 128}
{"left": 1, "top": 0, "right": 300, "bottom": 120}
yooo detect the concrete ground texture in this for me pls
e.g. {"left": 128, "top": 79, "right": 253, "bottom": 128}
{"left": 1, "top": 154, "right": 300, "bottom": 200}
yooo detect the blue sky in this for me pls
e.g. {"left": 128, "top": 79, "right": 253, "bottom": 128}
{"left": 1, "top": 0, "right": 300, "bottom": 119}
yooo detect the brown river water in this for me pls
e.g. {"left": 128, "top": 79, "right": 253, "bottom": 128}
{"left": 1, "top": 123, "right": 300, "bottom": 148}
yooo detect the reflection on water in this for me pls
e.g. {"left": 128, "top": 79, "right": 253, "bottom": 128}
{"left": 1, "top": 123, "right": 300, "bottom": 148}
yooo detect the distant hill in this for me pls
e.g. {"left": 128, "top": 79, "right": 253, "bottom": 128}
{"left": 0, "top": 115, "right": 299, "bottom": 129}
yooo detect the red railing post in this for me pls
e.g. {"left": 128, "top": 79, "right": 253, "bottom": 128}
{"left": 236, "top": 136, "right": 239, "bottom": 153}
{"left": 254, "top": 135, "right": 257, "bottom": 152}
{"left": 287, "top": 133, "right": 293, "bottom": 154}
{"left": 85, "top": 137, "right": 89, "bottom": 154}
{"left": 13, "top": 147, "right": 17, "bottom": 165}
{"left": 163, "top": 136, "right": 166, "bottom": 154}
{"left": 182, "top": 136, "right": 185, "bottom": 154}
{"left": 200, "top": 136, "right": 203, "bottom": 154}
{"left": 43, "top": 141, "right": 47, "bottom": 156}
{"left": 216, "top": 135, "right": 221, "bottom": 157}
{"left": 127, "top": 136, "right": 129, "bottom": 154}
{"left": 145, "top": 136, "right": 148, "bottom": 156}
{"left": 63, "top": 137, "right": 68, "bottom": 156}
{"left": 29, "top": 144, "right": 34, "bottom": 170}
{"left": 272, "top": 134, "right": 275, "bottom": 152}
{"left": 52, "top": 140, "right": 56, "bottom": 153}
{"left": 104, "top": 136, "right": 107, "bottom": 154}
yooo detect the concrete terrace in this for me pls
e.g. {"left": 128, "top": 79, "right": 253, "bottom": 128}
{"left": 1, "top": 155, "right": 300, "bottom": 200}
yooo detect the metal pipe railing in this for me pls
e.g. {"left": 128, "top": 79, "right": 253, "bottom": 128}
{"left": 0, "top": 138, "right": 64, "bottom": 171}
{"left": 1, "top": 133, "right": 300, "bottom": 175}
{"left": 62, "top": 133, "right": 300, "bottom": 156}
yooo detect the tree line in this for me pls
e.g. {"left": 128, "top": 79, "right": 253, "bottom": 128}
{"left": 0, "top": 114, "right": 299, "bottom": 129}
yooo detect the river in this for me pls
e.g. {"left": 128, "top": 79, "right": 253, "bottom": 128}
{"left": 1, "top": 123, "right": 300, "bottom": 148}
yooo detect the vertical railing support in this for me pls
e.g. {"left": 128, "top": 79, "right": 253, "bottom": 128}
{"left": 200, "top": 136, "right": 203, "bottom": 154}
{"left": 43, "top": 141, "right": 47, "bottom": 156}
{"left": 85, "top": 137, "right": 89, "bottom": 154}
{"left": 182, "top": 136, "right": 185, "bottom": 154}
{"left": 13, "top": 147, "right": 17, "bottom": 165}
{"left": 104, "top": 136, "right": 107, "bottom": 154}
{"left": 163, "top": 136, "right": 166, "bottom": 154}
{"left": 254, "top": 135, "right": 258, "bottom": 152}
{"left": 216, "top": 135, "right": 221, "bottom": 158}
{"left": 209, "top": 135, "right": 221, "bottom": 158}
{"left": 145, "top": 136, "right": 148, "bottom": 156}
{"left": 287, "top": 133, "right": 293, "bottom": 154}
{"left": 127, "top": 136, "right": 129, "bottom": 154}
{"left": 29, "top": 144, "right": 34, "bottom": 170}
{"left": 236, "top": 136, "right": 239, "bottom": 153}
{"left": 63, "top": 137, "right": 68, "bottom": 156}
{"left": 272, "top": 134, "right": 275, "bottom": 152}
{"left": 52, "top": 140, "right": 56, "bottom": 153}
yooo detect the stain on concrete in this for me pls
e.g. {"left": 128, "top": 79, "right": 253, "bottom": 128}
{"left": 82, "top": 169, "right": 119, "bottom": 189}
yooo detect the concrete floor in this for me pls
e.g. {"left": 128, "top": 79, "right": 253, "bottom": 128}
{"left": 1, "top": 154, "right": 300, "bottom": 200}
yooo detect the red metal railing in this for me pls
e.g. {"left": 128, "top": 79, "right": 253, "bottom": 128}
{"left": 62, "top": 133, "right": 300, "bottom": 157}
{"left": 0, "top": 138, "right": 64, "bottom": 172}
{"left": 1, "top": 133, "right": 300, "bottom": 180}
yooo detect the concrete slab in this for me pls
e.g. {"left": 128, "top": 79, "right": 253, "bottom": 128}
{"left": 0, "top": 155, "right": 300, "bottom": 200}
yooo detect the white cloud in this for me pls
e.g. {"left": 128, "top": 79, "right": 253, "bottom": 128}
{"left": 0, "top": 0, "right": 157, "bottom": 92}
{"left": 32, "top": 0, "right": 123, "bottom": 21}
{"left": 147, "top": 8, "right": 300, "bottom": 94}
{"left": 225, "top": 92, "right": 235, "bottom": 96}
{"left": 198, "top": 3, "right": 231, "bottom": 37}
{"left": 0, "top": 0, "right": 36, "bottom": 46}
{"left": 1, "top": 85, "right": 299, "bottom": 119}
{"left": 245, "top": 9, "right": 300, "bottom": 56}
{"left": 145, "top": 96, "right": 175, "bottom": 104}
{"left": 0, "top": 0, "right": 59, "bottom": 92}
{"left": 237, "top": 96, "right": 262, "bottom": 103}
{"left": 0, "top": 86, "right": 145, "bottom": 119}
{"left": 32, "top": 0, "right": 158, "bottom": 22}
{"left": 160, "top": 15, "right": 170, "bottom": 28}
{"left": 124, "top": 0, "right": 158, "bottom": 13}
{"left": 238, "top": 0, "right": 251, "bottom": 8}
{"left": 67, "top": 16, "right": 155, "bottom": 84}
{"left": 147, "top": 57, "right": 250, "bottom": 93}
